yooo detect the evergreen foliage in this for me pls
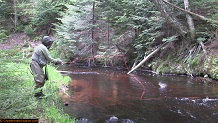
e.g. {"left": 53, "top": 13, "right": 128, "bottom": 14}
{"left": 32, "top": 0, "right": 62, "bottom": 31}
{"left": 54, "top": 0, "right": 164, "bottom": 64}
{"left": 0, "top": 0, "right": 14, "bottom": 31}
{"left": 54, "top": 0, "right": 95, "bottom": 60}
{"left": 0, "top": 0, "right": 218, "bottom": 68}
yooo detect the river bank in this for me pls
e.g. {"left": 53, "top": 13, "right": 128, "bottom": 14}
{"left": 0, "top": 48, "right": 75, "bottom": 122}
{"left": 150, "top": 44, "right": 218, "bottom": 80}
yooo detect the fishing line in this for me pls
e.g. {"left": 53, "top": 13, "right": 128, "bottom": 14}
{"left": 129, "top": 74, "right": 146, "bottom": 100}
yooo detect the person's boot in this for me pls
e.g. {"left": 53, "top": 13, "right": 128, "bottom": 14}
{"left": 34, "top": 91, "right": 44, "bottom": 98}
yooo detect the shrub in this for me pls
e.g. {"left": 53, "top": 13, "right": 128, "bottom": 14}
{"left": 24, "top": 25, "right": 36, "bottom": 38}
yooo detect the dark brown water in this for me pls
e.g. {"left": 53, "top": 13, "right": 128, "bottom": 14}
{"left": 59, "top": 66, "right": 218, "bottom": 123}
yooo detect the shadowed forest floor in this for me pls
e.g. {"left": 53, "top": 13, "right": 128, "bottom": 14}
{"left": 0, "top": 33, "right": 40, "bottom": 50}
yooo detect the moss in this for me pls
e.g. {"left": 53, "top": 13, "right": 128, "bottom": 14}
{"left": 150, "top": 52, "right": 218, "bottom": 79}
{"left": 156, "top": 62, "right": 170, "bottom": 74}
{"left": 204, "top": 55, "right": 218, "bottom": 79}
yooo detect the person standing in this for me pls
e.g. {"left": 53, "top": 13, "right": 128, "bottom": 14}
{"left": 30, "top": 36, "right": 62, "bottom": 97}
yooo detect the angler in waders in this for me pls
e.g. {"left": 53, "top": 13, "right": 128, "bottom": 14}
{"left": 30, "top": 36, "right": 62, "bottom": 97}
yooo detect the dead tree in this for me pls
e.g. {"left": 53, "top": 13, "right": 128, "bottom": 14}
{"left": 153, "top": 0, "right": 188, "bottom": 36}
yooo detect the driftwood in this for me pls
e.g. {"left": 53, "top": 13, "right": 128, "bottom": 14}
{"left": 127, "top": 43, "right": 168, "bottom": 74}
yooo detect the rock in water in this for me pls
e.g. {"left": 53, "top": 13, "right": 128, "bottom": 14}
{"left": 106, "top": 116, "right": 119, "bottom": 123}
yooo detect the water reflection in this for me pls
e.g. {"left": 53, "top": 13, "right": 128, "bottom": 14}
{"left": 58, "top": 66, "right": 218, "bottom": 123}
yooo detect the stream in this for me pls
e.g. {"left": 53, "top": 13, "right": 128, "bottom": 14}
{"left": 58, "top": 66, "right": 218, "bottom": 123}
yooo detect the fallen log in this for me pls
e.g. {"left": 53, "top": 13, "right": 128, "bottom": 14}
{"left": 127, "top": 42, "right": 168, "bottom": 74}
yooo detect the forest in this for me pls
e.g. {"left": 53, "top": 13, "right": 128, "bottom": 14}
{"left": 0, "top": 0, "right": 218, "bottom": 78}
{"left": 1, "top": 0, "right": 218, "bottom": 122}
{"left": 1, "top": 0, "right": 218, "bottom": 77}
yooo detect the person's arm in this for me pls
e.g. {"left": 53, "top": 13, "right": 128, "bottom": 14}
{"left": 41, "top": 45, "right": 62, "bottom": 64}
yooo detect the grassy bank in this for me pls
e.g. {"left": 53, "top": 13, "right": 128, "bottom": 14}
{"left": 0, "top": 48, "right": 75, "bottom": 123}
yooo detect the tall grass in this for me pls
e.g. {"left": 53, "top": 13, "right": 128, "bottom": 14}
{"left": 0, "top": 53, "right": 37, "bottom": 118}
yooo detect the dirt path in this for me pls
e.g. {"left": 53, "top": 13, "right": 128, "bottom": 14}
{"left": 0, "top": 32, "right": 39, "bottom": 50}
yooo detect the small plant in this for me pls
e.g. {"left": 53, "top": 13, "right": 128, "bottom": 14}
{"left": 0, "top": 27, "right": 8, "bottom": 43}
{"left": 24, "top": 24, "right": 36, "bottom": 38}
{"left": 14, "top": 25, "right": 25, "bottom": 32}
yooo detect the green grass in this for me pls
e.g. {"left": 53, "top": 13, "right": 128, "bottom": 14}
{"left": 0, "top": 48, "right": 75, "bottom": 122}
{"left": 40, "top": 65, "right": 76, "bottom": 123}
{"left": 0, "top": 61, "right": 37, "bottom": 118}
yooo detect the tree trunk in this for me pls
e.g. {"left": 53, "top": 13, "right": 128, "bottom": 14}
{"left": 153, "top": 0, "right": 187, "bottom": 36}
{"left": 184, "top": 0, "right": 195, "bottom": 39}
{"left": 13, "top": 0, "right": 18, "bottom": 28}
{"left": 183, "top": 0, "right": 206, "bottom": 56}
{"left": 107, "top": 17, "right": 110, "bottom": 48}
{"left": 90, "top": 1, "right": 96, "bottom": 66}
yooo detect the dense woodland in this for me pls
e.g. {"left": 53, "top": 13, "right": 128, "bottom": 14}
{"left": 0, "top": 0, "right": 218, "bottom": 121}
{"left": 1, "top": 0, "right": 218, "bottom": 78}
